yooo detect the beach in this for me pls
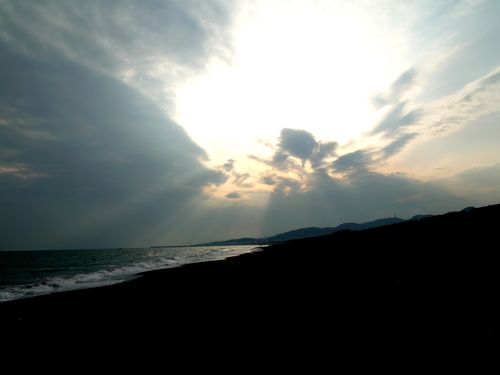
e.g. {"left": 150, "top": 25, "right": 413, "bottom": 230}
{"left": 1, "top": 204, "right": 498, "bottom": 369}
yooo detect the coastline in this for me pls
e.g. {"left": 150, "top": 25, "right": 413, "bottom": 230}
{"left": 1, "top": 205, "right": 498, "bottom": 369}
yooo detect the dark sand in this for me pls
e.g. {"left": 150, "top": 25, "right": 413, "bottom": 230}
{"left": 1, "top": 204, "right": 498, "bottom": 369}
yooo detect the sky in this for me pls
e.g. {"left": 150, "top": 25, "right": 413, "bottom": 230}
{"left": 1, "top": 0, "right": 500, "bottom": 249}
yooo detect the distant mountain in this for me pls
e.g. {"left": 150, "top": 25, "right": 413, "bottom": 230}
{"left": 408, "top": 214, "right": 434, "bottom": 221}
{"left": 195, "top": 238, "right": 266, "bottom": 247}
{"left": 199, "top": 237, "right": 263, "bottom": 246}
{"left": 197, "top": 216, "right": 411, "bottom": 246}
{"left": 266, "top": 217, "right": 406, "bottom": 243}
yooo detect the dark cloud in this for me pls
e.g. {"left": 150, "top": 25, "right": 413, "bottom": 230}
{"left": 225, "top": 192, "right": 242, "bottom": 199}
{"left": 270, "top": 150, "right": 296, "bottom": 171}
{"left": 251, "top": 128, "right": 337, "bottom": 171}
{"left": 381, "top": 133, "right": 418, "bottom": 160}
{"left": 219, "top": 159, "right": 252, "bottom": 188}
{"left": 330, "top": 133, "right": 416, "bottom": 176}
{"left": 259, "top": 170, "right": 468, "bottom": 237}
{"left": 371, "top": 102, "right": 420, "bottom": 136}
{"left": 261, "top": 175, "right": 277, "bottom": 186}
{"left": 310, "top": 141, "right": 338, "bottom": 169}
{"left": 370, "top": 69, "right": 420, "bottom": 156}
{"left": 437, "top": 163, "right": 500, "bottom": 205}
{"left": 331, "top": 133, "right": 416, "bottom": 175}
{"left": 248, "top": 151, "right": 298, "bottom": 172}
{"left": 222, "top": 159, "right": 235, "bottom": 172}
{"left": 232, "top": 173, "right": 251, "bottom": 187}
{"left": 250, "top": 123, "right": 442, "bottom": 237}
{"left": 332, "top": 150, "right": 373, "bottom": 173}
{"left": 279, "top": 128, "right": 317, "bottom": 163}
{"left": 258, "top": 173, "right": 303, "bottom": 194}
{"left": 272, "top": 177, "right": 303, "bottom": 195}
{"left": 0, "top": 0, "right": 231, "bottom": 73}
{"left": 0, "top": 41, "right": 224, "bottom": 250}
{"left": 182, "top": 167, "right": 471, "bottom": 242}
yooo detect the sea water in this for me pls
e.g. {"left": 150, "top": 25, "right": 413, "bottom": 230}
{"left": 0, "top": 245, "right": 260, "bottom": 302}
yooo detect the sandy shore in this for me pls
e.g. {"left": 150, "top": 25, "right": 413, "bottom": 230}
{"left": 1, "top": 204, "right": 498, "bottom": 369}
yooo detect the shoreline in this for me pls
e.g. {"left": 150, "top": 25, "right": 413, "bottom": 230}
{"left": 1, "top": 205, "right": 498, "bottom": 369}
{"left": 0, "top": 245, "right": 264, "bottom": 304}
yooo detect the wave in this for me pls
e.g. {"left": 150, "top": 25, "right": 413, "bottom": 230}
{"left": 0, "top": 245, "right": 262, "bottom": 303}
{"left": 0, "top": 258, "right": 176, "bottom": 302}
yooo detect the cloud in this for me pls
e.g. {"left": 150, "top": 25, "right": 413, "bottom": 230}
{"left": 332, "top": 150, "right": 373, "bottom": 174}
{"left": 368, "top": 68, "right": 421, "bottom": 160}
{"left": 0, "top": 0, "right": 230, "bottom": 68}
{"left": 0, "top": 0, "right": 232, "bottom": 103}
{"left": 0, "top": 164, "right": 47, "bottom": 181}
{"left": 372, "top": 68, "right": 417, "bottom": 109}
{"left": 423, "top": 65, "right": 500, "bottom": 137}
{"left": 310, "top": 141, "right": 338, "bottom": 170}
{"left": 371, "top": 102, "right": 420, "bottom": 136}
{"left": 479, "top": 68, "right": 500, "bottom": 86}
{"left": 232, "top": 173, "right": 251, "bottom": 187}
{"left": 368, "top": 63, "right": 500, "bottom": 169}
{"left": 178, "top": 167, "right": 471, "bottom": 243}
{"left": 251, "top": 128, "right": 337, "bottom": 172}
{"left": 381, "top": 133, "right": 418, "bottom": 160}
{"left": 278, "top": 128, "right": 318, "bottom": 163}
{"left": 269, "top": 150, "right": 298, "bottom": 171}
{"left": 258, "top": 170, "right": 468, "bottom": 237}
{"left": 436, "top": 163, "right": 500, "bottom": 205}
{"left": 222, "top": 159, "right": 235, "bottom": 172}
{"left": 391, "top": 68, "right": 417, "bottom": 96}
{"left": 2, "top": 0, "right": 498, "bottom": 249}
{"left": 330, "top": 133, "right": 416, "bottom": 175}
{"left": 0, "top": 37, "right": 224, "bottom": 250}
{"left": 272, "top": 177, "right": 303, "bottom": 195}
{"left": 261, "top": 175, "right": 276, "bottom": 186}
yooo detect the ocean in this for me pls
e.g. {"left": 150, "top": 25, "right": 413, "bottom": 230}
{"left": 0, "top": 245, "right": 260, "bottom": 303}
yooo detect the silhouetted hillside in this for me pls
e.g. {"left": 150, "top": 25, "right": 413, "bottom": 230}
{"left": 199, "top": 216, "right": 406, "bottom": 246}
{"left": 408, "top": 214, "right": 434, "bottom": 221}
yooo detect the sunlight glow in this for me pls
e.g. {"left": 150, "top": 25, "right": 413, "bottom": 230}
{"left": 174, "top": 1, "right": 411, "bottom": 166}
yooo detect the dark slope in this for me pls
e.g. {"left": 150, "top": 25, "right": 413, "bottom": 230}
{"left": 1, "top": 204, "right": 498, "bottom": 369}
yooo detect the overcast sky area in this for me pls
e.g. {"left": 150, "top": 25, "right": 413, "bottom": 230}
{"left": 1, "top": 0, "right": 500, "bottom": 249}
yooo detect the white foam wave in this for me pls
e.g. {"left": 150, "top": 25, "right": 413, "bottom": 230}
{"left": 0, "top": 245, "right": 262, "bottom": 303}
{"left": 0, "top": 257, "right": 179, "bottom": 303}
